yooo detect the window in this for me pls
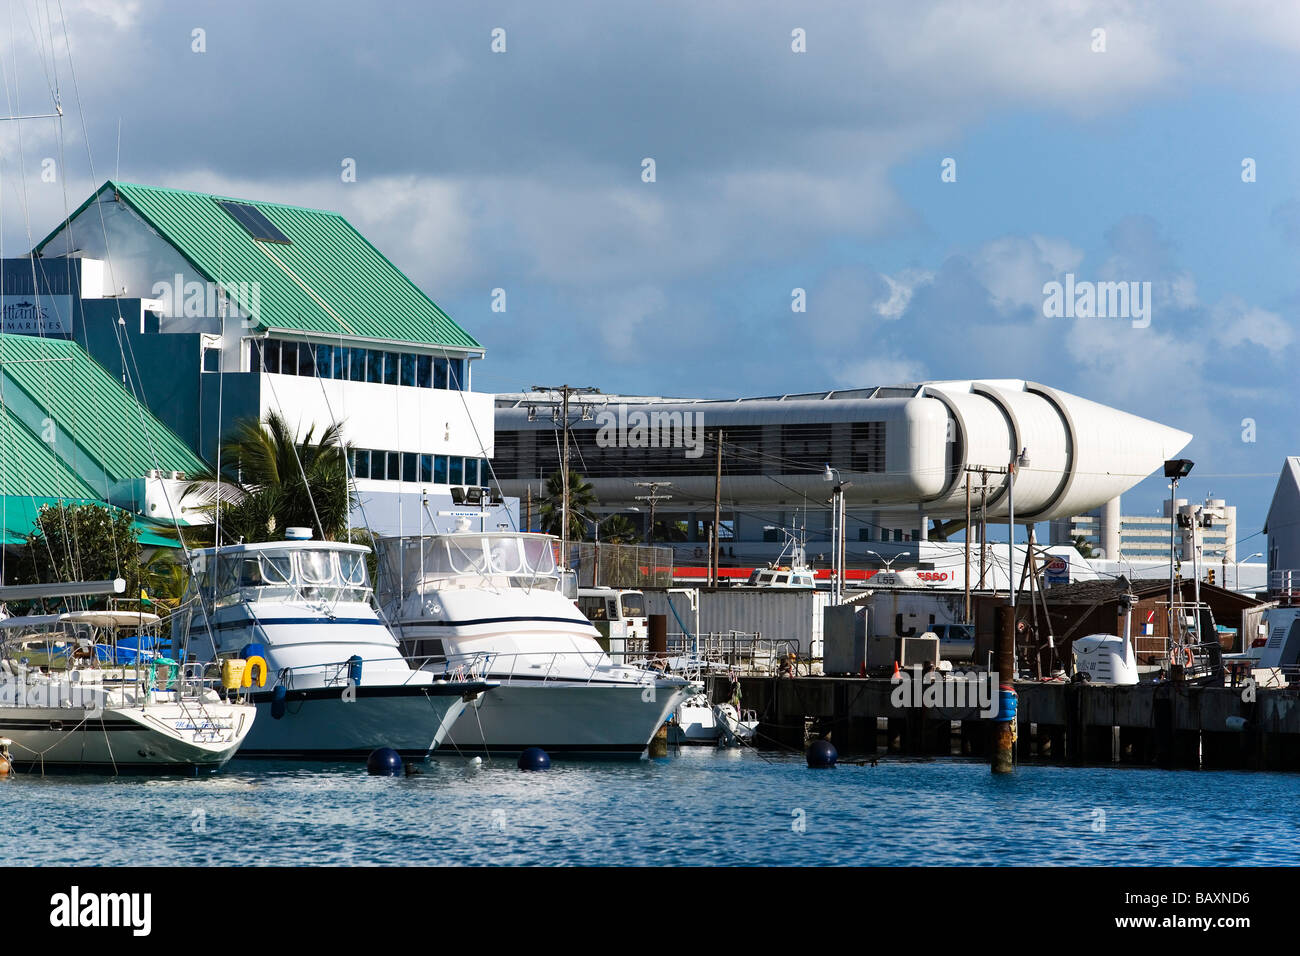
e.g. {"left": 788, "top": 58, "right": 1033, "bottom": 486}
{"left": 366, "top": 349, "right": 384, "bottom": 384}
{"left": 449, "top": 457, "right": 463, "bottom": 484}
{"left": 216, "top": 200, "right": 291, "bottom": 244}
{"left": 297, "top": 343, "right": 316, "bottom": 376}
{"left": 400, "top": 353, "right": 415, "bottom": 387}
{"left": 383, "top": 352, "right": 398, "bottom": 386}
{"left": 355, "top": 449, "right": 371, "bottom": 479}
{"left": 419, "top": 454, "right": 432, "bottom": 483}
{"left": 448, "top": 358, "right": 464, "bottom": 390}
{"left": 402, "top": 452, "right": 418, "bottom": 483}
{"left": 386, "top": 451, "right": 399, "bottom": 481}
{"left": 434, "top": 356, "right": 448, "bottom": 390}
{"left": 262, "top": 340, "right": 281, "bottom": 373}
{"left": 416, "top": 355, "right": 432, "bottom": 388}
{"left": 334, "top": 347, "right": 349, "bottom": 380}
{"left": 434, "top": 455, "right": 448, "bottom": 483}
{"left": 348, "top": 347, "right": 366, "bottom": 382}
{"left": 298, "top": 550, "right": 335, "bottom": 585}
{"left": 315, "top": 344, "right": 334, "bottom": 378}
{"left": 280, "top": 342, "right": 298, "bottom": 376}
{"left": 464, "top": 458, "right": 479, "bottom": 485}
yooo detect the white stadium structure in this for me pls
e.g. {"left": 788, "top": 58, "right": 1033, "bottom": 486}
{"left": 492, "top": 380, "right": 1201, "bottom": 588}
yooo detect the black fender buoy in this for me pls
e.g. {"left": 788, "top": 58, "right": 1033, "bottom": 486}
{"left": 367, "top": 747, "right": 403, "bottom": 776}
{"left": 270, "top": 684, "right": 287, "bottom": 720}
{"left": 518, "top": 747, "right": 551, "bottom": 771}
{"left": 806, "top": 739, "right": 838, "bottom": 768}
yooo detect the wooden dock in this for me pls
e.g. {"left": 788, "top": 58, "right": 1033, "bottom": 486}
{"left": 724, "top": 676, "right": 1300, "bottom": 770}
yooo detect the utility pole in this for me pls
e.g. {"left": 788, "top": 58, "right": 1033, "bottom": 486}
{"left": 978, "top": 469, "right": 988, "bottom": 590}
{"left": 530, "top": 384, "right": 599, "bottom": 571}
{"left": 964, "top": 472, "right": 972, "bottom": 623}
{"left": 710, "top": 430, "right": 724, "bottom": 587}
{"left": 634, "top": 481, "right": 673, "bottom": 546}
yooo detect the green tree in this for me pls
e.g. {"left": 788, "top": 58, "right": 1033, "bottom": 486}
{"left": 599, "top": 514, "right": 639, "bottom": 544}
{"left": 539, "top": 470, "right": 596, "bottom": 543}
{"left": 1072, "top": 535, "right": 1097, "bottom": 559}
{"left": 16, "top": 502, "right": 143, "bottom": 606}
{"left": 186, "top": 411, "right": 354, "bottom": 545}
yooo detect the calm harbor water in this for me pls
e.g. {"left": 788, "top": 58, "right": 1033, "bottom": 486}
{"left": 3, "top": 749, "right": 1296, "bottom": 866}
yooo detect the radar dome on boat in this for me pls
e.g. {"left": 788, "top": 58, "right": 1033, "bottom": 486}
{"left": 285, "top": 527, "right": 313, "bottom": 540}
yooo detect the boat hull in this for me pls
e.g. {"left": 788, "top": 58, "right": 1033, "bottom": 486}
{"left": 236, "top": 682, "right": 482, "bottom": 758}
{"left": 442, "top": 678, "right": 693, "bottom": 758}
{"left": 0, "top": 702, "right": 253, "bottom": 773}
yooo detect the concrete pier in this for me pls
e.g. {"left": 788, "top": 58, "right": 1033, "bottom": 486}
{"left": 724, "top": 676, "right": 1300, "bottom": 771}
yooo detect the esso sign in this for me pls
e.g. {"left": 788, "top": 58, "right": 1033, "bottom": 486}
{"left": 1045, "top": 556, "right": 1068, "bottom": 573}
{"left": 916, "top": 571, "right": 949, "bottom": 583}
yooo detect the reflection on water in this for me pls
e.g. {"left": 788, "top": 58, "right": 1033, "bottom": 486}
{"left": 2, "top": 750, "right": 1296, "bottom": 866}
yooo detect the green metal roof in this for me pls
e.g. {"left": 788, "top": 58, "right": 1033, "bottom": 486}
{"left": 0, "top": 405, "right": 97, "bottom": 501}
{"left": 37, "top": 181, "right": 481, "bottom": 352}
{"left": 0, "top": 496, "right": 179, "bottom": 548}
{"left": 0, "top": 333, "right": 205, "bottom": 488}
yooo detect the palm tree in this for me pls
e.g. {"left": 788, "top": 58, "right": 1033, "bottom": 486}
{"left": 538, "top": 470, "right": 596, "bottom": 544}
{"left": 599, "top": 514, "right": 639, "bottom": 544}
{"left": 185, "top": 411, "right": 355, "bottom": 545}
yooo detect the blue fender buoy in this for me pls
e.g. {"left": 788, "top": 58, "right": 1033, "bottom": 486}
{"left": 806, "top": 739, "right": 838, "bottom": 768}
{"left": 270, "top": 684, "right": 287, "bottom": 720}
{"left": 518, "top": 747, "right": 551, "bottom": 771}
{"left": 367, "top": 747, "right": 404, "bottom": 776}
{"left": 240, "top": 642, "right": 267, "bottom": 661}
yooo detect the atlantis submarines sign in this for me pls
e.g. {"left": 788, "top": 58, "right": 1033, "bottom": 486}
{"left": 0, "top": 294, "right": 70, "bottom": 334}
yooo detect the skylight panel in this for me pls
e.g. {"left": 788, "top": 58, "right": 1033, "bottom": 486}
{"left": 216, "top": 200, "right": 291, "bottom": 244}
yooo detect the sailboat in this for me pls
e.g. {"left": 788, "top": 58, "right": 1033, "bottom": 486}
{"left": 0, "top": 578, "right": 255, "bottom": 773}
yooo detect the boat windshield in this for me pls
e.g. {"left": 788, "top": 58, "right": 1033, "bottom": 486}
{"left": 194, "top": 547, "right": 372, "bottom": 606}
{"left": 376, "top": 533, "right": 559, "bottom": 591}
{"left": 619, "top": 592, "right": 646, "bottom": 618}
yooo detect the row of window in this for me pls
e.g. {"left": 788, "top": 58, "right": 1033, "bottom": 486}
{"left": 254, "top": 339, "right": 467, "bottom": 390}
{"left": 492, "top": 421, "right": 889, "bottom": 480}
{"left": 349, "top": 449, "right": 490, "bottom": 486}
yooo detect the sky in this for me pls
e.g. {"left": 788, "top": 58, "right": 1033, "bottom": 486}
{"left": 0, "top": 0, "right": 1296, "bottom": 545}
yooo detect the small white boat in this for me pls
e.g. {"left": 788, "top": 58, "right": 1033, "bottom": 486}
{"left": 669, "top": 690, "right": 758, "bottom": 747}
{"left": 176, "top": 533, "right": 492, "bottom": 759}
{"left": 0, "top": 609, "right": 255, "bottom": 773}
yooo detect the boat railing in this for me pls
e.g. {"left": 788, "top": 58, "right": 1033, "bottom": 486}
{"left": 421, "top": 648, "right": 667, "bottom": 688}
{"left": 272, "top": 654, "right": 494, "bottom": 691}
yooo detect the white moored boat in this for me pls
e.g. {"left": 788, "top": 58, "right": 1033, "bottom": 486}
{"left": 0, "top": 607, "right": 255, "bottom": 773}
{"left": 174, "top": 533, "right": 492, "bottom": 759}
{"left": 375, "top": 529, "right": 696, "bottom": 758}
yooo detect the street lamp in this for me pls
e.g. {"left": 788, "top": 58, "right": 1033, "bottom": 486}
{"left": 824, "top": 465, "right": 851, "bottom": 604}
{"left": 1238, "top": 551, "right": 1263, "bottom": 592}
{"left": 866, "top": 549, "right": 911, "bottom": 572}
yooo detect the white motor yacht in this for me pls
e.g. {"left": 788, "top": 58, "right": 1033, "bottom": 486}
{"left": 375, "top": 529, "right": 695, "bottom": 758}
{"left": 174, "top": 532, "right": 491, "bottom": 759}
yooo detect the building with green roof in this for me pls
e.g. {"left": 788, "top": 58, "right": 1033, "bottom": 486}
{"left": 22, "top": 180, "right": 506, "bottom": 536}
